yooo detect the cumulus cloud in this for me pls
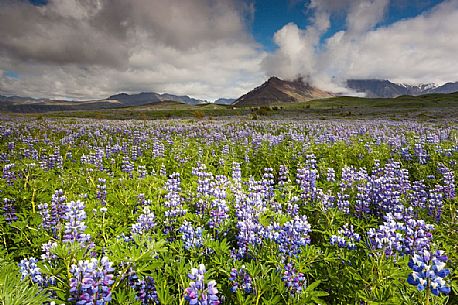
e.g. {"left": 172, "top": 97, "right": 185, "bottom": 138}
{"left": 263, "top": 0, "right": 458, "bottom": 93}
{"left": 0, "top": 0, "right": 264, "bottom": 100}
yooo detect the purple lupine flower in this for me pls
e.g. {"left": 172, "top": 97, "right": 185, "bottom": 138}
{"left": 232, "top": 162, "right": 242, "bottom": 184}
{"left": 282, "top": 263, "right": 306, "bottom": 294}
{"left": 160, "top": 163, "right": 167, "bottom": 177}
{"left": 355, "top": 181, "right": 372, "bottom": 216}
{"left": 127, "top": 270, "right": 159, "bottom": 304}
{"left": 330, "top": 223, "right": 361, "bottom": 250}
{"left": 184, "top": 264, "right": 220, "bottom": 305}
{"left": 266, "top": 216, "right": 311, "bottom": 257}
{"left": 19, "top": 257, "right": 44, "bottom": 285}
{"left": 410, "top": 180, "right": 428, "bottom": 209}
{"left": 131, "top": 206, "right": 156, "bottom": 235}
{"left": 138, "top": 165, "right": 147, "bottom": 178}
{"left": 2, "top": 198, "right": 18, "bottom": 223}
{"left": 96, "top": 178, "right": 107, "bottom": 206}
{"left": 326, "top": 167, "right": 336, "bottom": 182}
{"left": 164, "top": 173, "right": 186, "bottom": 233}
{"left": 3, "top": 163, "right": 15, "bottom": 185}
{"left": 278, "top": 165, "right": 290, "bottom": 186}
{"left": 122, "top": 156, "right": 134, "bottom": 176}
{"left": 38, "top": 189, "right": 68, "bottom": 231}
{"left": 404, "top": 219, "right": 434, "bottom": 255}
{"left": 414, "top": 143, "right": 428, "bottom": 164}
{"left": 438, "top": 164, "right": 455, "bottom": 199}
{"left": 336, "top": 193, "right": 350, "bottom": 214}
{"left": 367, "top": 213, "right": 404, "bottom": 256}
{"left": 193, "top": 163, "right": 213, "bottom": 215}
{"left": 179, "top": 221, "right": 203, "bottom": 250}
{"left": 208, "top": 176, "right": 229, "bottom": 229}
{"left": 317, "top": 190, "right": 335, "bottom": 211}
{"left": 261, "top": 167, "right": 275, "bottom": 199}
{"left": 69, "top": 257, "right": 114, "bottom": 305}
{"left": 407, "top": 250, "right": 450, "bottom": 295}
{"left": 62, "top": 200, "right": 91, "bottom": 245}
{"left": 296, "top": 159, "right": 319, "bottom": 201}
{"left": 229, "top": 267, "right": 253, "bottom": 293}
{"left": 428, "top": 186, "right": 444, "bottom": 222}
{"left": 233, "top": 188, "right": 266, "bottom": 259}
{"left": 41, "top": 240, "right": 58, "bottom": 262}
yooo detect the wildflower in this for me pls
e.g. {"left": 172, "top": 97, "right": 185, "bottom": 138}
{"left": 330, "top": 223, "right": 361, "bottom": 250}
{"left": 180, "top": 221, "right": 203, "bottom": 250}
{"left": 282, "top": 263, "right": 306, "bottom": 294}
{"left": 229, "top": 267, "right": 253, "bottom": 293}
{"left": 184, "top": 264, "right": 220, "bottom": 305}
{"left": 69, "top": 257, "right": 114, "bottom": 304}
{"left": 131, "top": 206, "right": 156, "bottom": 235}
{"left": 407, "top": 250, "right": 450, "bottom": 295}
{"left": 62, "top": 200, "right": 91, "bottom": 245}
{"left": 2, "top": 198, "right": 18, "bottom": 223}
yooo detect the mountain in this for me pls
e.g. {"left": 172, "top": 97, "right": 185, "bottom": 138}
{"left": 214, "top": 98, "right": 235, "bottom": 105}
{"left": 431, "top": 82, "right": 458, "bottom": 94}
{"left": 107, "top": 92, "right": 205, "bottom": 106}
{"left": 233, "top": 76, "right": 333, "bottom": 107}
{"left": 347, "top": 79, "right": 458, "bottom": 98}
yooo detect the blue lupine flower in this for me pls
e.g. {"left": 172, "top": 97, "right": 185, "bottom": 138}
{"left": 41, "top": 240, "right": 58, "bottom": 262}
{"left": 131, "top": 206, "right": 156, "bottom": 235}
{"left": 2, "top": 198, "right": 18, "bottom": 223}
{"left": 164, "top": 173, "right": 186, "bottom": 233}
{"left": 127, "top": 270, "right": 159, "bottom": 304}
{"left": 367, "top": 213, "right": 404, "bottom": 256}
{"left": 62, "top": 200, "right": 91, "bottom": 245}
{"left": 38, "top": 189, "right": 67, "bottom": 233}
{"left": 180, "top": 221, "right": 203, "bottom": 250}
{"left": 96, "top": 178, "right": 107, "bottom": 206}
{"left": 69, "top": 257, "right": 114, "bottom": 305}
{"left": 282, "top": 263, "right": 306, "bottom": 294}
{"left": 229, "top": 267, "right": 253, "bottom": 294}
{"left": 184, "top": 264, "right": 220, "bottom": 305}
{"left": 19, "top": 257, "right": 44, "bottom": 285}
{"left": 266, "top": 215, "right": 311, "bottom": 257}
{"left": 407, "top": 250, "right": 450, "bottom": 295}
{"left": 3, "top": 163, "right": 16, "bottom": 185}
{"left": 330, "top": 223, "right": 361, "bottom": 250}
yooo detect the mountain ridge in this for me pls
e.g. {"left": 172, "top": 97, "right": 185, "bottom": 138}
{"left": 233, "top": 76, "right": 334, "bottom": 107}
{"left": 347, "top": 79, "right": 458, "bottom": 98}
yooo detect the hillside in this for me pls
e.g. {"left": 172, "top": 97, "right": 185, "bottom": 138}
{"left": 347, "top": 79, "right": 458, "bottom": 98}
{"left": 233, "top": 77, "right": 333, "bottom": 107}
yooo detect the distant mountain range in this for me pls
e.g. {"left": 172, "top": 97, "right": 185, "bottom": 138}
{"left": 214, "top": 98, "right": 236, "bottom": 105}
{"left": 347, "top": 79, "right": 458, "bottom": 98}
{"left": 0, "top": 91, "right": 206, "bottom": 112}
{"left": 233, "top": 76, "right": 333, "bottom": 107}
{"left": 2, "top": 77, "right": 458, "bottom": 112}
{"left": 107, "top": 92, "right": 206, "bottom": 106}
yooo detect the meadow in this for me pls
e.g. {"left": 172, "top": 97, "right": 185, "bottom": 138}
{"left": 0, "top": 117, "right": 457, "bottom": 304}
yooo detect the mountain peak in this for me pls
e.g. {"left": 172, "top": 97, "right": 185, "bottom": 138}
{"left": 233, "top": 76, "right": 333, "bottom": 107}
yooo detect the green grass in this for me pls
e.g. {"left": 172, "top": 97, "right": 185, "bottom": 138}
{"left": 32, "top": 92, "right": 458, "bottom": 121}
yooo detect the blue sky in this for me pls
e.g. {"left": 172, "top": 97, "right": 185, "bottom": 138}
{"left": 252, "top": 0, "right": 444, "bottom": 51}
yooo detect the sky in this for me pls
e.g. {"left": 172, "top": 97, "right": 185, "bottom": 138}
{"left": 0, "top": 0, "right": 457, "bottom": 101}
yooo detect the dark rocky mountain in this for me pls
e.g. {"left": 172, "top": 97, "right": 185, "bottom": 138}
{"left": 431, "top": 82, "right": 458, "bottom": 94}
{"left": 214, "top": 98, "right": 235, "bottom": 105}
{"left": 233, "top": 76, "right": 333, "bottom": 107}
{"left": 107, "top": 92, "right": 205, "bottom": 106}
{"left": 347, "top": 79, "right": 458, "bottom": 98}
{"left": 0, "top": 91, "right": 206, "bottom": 112}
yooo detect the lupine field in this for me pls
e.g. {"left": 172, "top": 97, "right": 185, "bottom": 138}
{"left": 1, "top": 117, "right": 457, "bottom": 305}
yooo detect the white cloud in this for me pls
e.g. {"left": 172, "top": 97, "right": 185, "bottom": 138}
{"left": 263, "top": 0, "right": 458, "bottom": 92}
{"left": 0, "top": 0, "right": 265, "bottom": 101}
